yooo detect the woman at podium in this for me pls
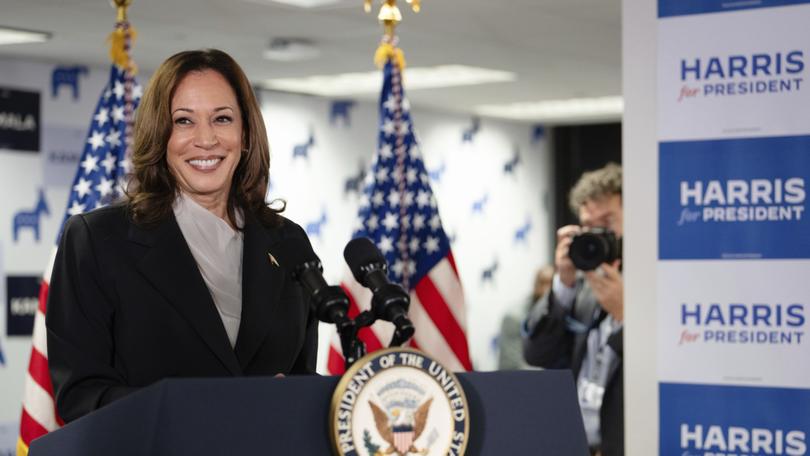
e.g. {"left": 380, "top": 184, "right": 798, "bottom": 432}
{"left": 46, "top": 49, "right": 319, "bottom": 422}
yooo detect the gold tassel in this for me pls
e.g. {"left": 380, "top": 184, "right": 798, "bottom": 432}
{"left": 107, "top": 26, "right": 138, "bottom": 74}
{"left": 374, "top": 42, "right": 406, "bottom": 70}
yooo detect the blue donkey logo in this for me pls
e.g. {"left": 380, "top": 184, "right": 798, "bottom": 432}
{"left": 461, "top": 117, "right": 480, "bottom": 143}
{"left": 13, "top": 188, "right": 50, "bottom": 243}
{"left": 293, "top": 133, "right": 315, "bottom": 160}
{"left": 52, "top": 65, "right": 89, "bottom": 100}
{"left": 481, "top": 258, "right": 499, "bottom": 285}
{"left": 330, "top": 100, "right": 355, "bottom": 126}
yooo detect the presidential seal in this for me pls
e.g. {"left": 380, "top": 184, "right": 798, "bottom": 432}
{"left": 330, "top": 348, "right": 470, "bottom": 456}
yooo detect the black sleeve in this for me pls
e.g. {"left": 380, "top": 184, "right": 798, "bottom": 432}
{"left": 521, "top": 288, "right": 576, "bottom": 369}
{"left": 46, "top": 215, "right": 136, "bottom": 422}
{"left": 284, "top": 219, "right": 319, "bottom": 375}
{"left": 289, "top": 308, "right": 319, "bottom": 375}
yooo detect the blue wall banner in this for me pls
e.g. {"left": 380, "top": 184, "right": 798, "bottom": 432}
{"left": 0, "top": 87, "right": 40, "bottom": 153}
{"left": 660, "top": 383, "right": 809, "bottom": 455}
{"left": 6, "top": 276, "right": 39, "bottom": 336}
{"left": 659, "top": 0, "right": 810, "bottom": 18}
{"left": 659, "top": 135, "right": 810, "bottom": 260}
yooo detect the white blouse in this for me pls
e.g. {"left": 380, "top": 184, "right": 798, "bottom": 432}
{"left": 173, "top": 192, "right": 244, "bottom": 348}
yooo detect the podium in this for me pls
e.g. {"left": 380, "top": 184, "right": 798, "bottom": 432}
{"left": 30, "top": 370, "right": 588, "bottom": 455}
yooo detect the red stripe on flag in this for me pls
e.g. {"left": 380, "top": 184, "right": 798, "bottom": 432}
{"left": 414, "top": 276, "right": 473, "bottom": 371}
{"left": 20, "top": 408, "right": 49, "bottom": 446}
{"left": 327, "top": 345, "right": 346, "bottom": 375}
{"left": 446, "top": 252, "right": 460, "bottom": 276}
{"left": 38, "top": 281, "right": 49, "bottom": 314}
{"left": 358, "top": 327, "right": 384, "bottom": 352}
{"left": 341, "top": 284, "right": 362, "bottom": 319}
{"left": 28, "top": 349, "right": 55, "bottom": 396}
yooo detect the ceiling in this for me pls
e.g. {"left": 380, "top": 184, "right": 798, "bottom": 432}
{"left": 0, "top": 0, "right": 621, "bottom": 121}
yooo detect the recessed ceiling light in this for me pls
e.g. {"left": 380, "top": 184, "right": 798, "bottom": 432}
{"left": 476, "top": 96, "right": 624, "bottom": 122}
{"left": 262, "top": 65, "right": 516, "bottom": 96}
{"left": 0, "top": 26, "right": 51, "bottom": 46}
{"left": 263, "top": 38, "right": 320, "bottom": 62}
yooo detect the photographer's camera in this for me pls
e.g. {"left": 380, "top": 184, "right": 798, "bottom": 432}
{"left": 568, "top": 228, "right": 621, "bottom": 271}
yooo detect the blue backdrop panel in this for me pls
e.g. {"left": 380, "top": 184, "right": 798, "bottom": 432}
{"left": 659, "top": 135, "right": 810, "bottom": 260}
{"left": 659, "top": 0, "right": 810, "bottom": 18}
{"left": 660, "top": 382, "right": 810, "bottom": 455}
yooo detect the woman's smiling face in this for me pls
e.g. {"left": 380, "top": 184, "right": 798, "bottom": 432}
{"left": 166, "top": 69, "right": 243, "bottom": 206}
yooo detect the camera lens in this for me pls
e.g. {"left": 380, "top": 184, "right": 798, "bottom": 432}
{"left": 568, "top": 228, "right": 620, "bottom": 271}
{"left": 569, "top": 233, "right": 608, "bottom": 271}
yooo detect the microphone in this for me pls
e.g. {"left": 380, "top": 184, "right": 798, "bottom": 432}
{"left": 272, "top": 236, "right": 366, "bottom": 368}
{"left": 270, "top": 236, "right": 349, "bottom": 326}
{"left": 343, "top": 237, "right": 415, "bottom": 346}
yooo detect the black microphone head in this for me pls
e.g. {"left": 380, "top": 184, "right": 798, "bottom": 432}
{"left": 343, "top": 237, "right": 386, "bottom": 283}
{"left": 270, "top": 235, "right": 320, "bottom": 275}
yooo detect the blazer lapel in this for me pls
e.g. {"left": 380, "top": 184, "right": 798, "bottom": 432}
{"left": 234, "top": 213, "right": 286, "bottom": 370}
{"left": 129, "top": 215, "right": 242, "bottom": 376}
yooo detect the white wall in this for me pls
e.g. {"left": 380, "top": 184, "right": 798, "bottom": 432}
{"left": 622, "top": 0, "right": 659, "bottom": 454}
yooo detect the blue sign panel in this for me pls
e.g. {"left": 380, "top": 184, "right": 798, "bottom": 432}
{"left": 659, "top": 135, "right": 810, "bottom": 260}
{"left": 659, "top": 0, "right": 810, "bottom": 18}
{"left": 0, "top": 87, "right": 40, "bottom": 152}
{"left": 7, "top": 276, "right": 39, "bottom": 336}
{"left": 660, "top": 382, "right": 810, "bottom": 455}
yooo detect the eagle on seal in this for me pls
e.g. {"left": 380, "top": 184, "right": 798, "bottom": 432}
{"left": 369, "top": 398, "right": 433, "bottom": 455}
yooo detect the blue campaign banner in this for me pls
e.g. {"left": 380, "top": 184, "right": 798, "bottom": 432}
{"left": 659, "top": 0, "right": 810, "bottom": 18}
{"left": 660, "top": 382, "right": 810, "bottom": 455}
{"left": 659, "top": 135, "right": 810, "bottom": 260}
{"left": 6, "top": 275, "right": 39, "bottom": 336}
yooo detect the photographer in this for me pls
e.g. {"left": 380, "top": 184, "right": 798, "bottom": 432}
{"left": 522, "top": 163, "right": 624, "bottom": 456}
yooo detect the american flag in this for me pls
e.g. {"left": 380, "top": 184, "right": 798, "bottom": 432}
{"left": 327, "top": 58, "right": 473, "bottom": 374}
{"left": 17, "top": 64, "right": 140, "bottom": 455}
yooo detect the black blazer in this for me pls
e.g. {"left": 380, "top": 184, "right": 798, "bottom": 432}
{"left": 46, "top": 204, "right": 318, "bottom": 422}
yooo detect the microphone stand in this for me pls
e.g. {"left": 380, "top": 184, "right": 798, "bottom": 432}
{"left": 308, "top": 284, "right": 368, "bottom": 370}
{"left": 367, "top": 282, "right": 416, "bottom": 348}
{"left": 331, "top": 309, "right": 365, "bottom": 369}
{"left": 388, "top": 314, "right": 415, "bottom": 347}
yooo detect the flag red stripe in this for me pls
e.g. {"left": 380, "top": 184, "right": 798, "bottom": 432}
{"left": 20, "top": 408, "right": 49, "bottom": 446}
{"left": 38, "top": 281, "right": 48, "bottom": 314}
{"left": 446, "top": 252, "right": 460, "bottom": 276}
{"left": 414, "top": 275, "right": 473, "bottom": 370}
{"left": 327, "top": 345, "right": 346, "bottom": 375}
{"left": 27, "top": 348, "right": 55, "bottom": 396}
{"left": 358, "top": 327, "right": 384, "bottom": 352}
{"left": 341, "top": 284, "right": 362, "bottom": 319}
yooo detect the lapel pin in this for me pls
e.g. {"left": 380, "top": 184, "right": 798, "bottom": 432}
{"left": 267, "top": 252, "right": 280, "bottom": 267}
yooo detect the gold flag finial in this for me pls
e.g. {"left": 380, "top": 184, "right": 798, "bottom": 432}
{"left": 366, "top": 0, "right": 420, "bottom": 69}
{"left": 108, "top": 0, "right": 138, "bottom": 73}
{"left": 112, "top": 0, "right": 132, "bottom": 22}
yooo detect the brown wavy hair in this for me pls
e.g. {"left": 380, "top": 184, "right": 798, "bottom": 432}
{"left": 126, "top": 49, "right": 282, "bottom": 228}
{"left": 568, "top": 162, "right": 622, "bottom": 214}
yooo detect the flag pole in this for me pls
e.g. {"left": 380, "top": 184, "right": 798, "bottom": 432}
{"left": 109, "top": 0, "right": 137, "bottom": 162}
